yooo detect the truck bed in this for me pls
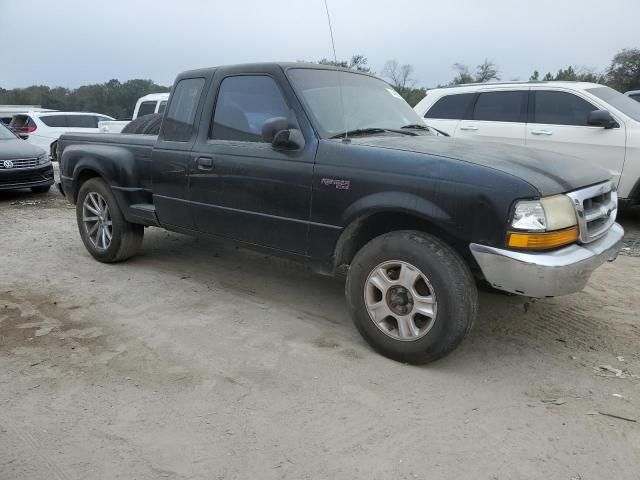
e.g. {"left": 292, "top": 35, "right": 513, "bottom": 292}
{"left": 58, "top": 132, "right": 157, "bottom": 191}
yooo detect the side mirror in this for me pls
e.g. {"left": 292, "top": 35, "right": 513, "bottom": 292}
{"left": 262, "top": 116, "right": 305, "bottom": 150}
{"left": 587, "top": 110, "right": 617, "bottom": 129}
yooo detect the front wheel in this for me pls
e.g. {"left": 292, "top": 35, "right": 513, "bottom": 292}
{"left": 345, "top": 230, "right": 478, "bottom": 364}
{"left": 76, "top": 177, "right": 144, "bottom": 263}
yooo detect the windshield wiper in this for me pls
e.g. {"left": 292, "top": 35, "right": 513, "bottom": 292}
{"left": 402, "top": 123, "right": 450, "bottom": 137}
{"left": 331, "top": 127, "right": 422, "bottom": 139}
{"left": 330, "top": 128, "right": 386, "bottom": 139}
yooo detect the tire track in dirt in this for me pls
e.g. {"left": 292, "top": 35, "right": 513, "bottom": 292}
{"left": 0, "top": 416, "right": 71, "bottom": 480}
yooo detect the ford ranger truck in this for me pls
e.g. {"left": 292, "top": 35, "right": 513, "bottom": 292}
{"left": 57, "top": 63, "right": 624, "bottom": 364}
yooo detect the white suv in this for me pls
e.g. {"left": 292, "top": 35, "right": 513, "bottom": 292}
{"left": 414, "top": 82, "right": 640, "bottom": 208}
{"left": 9, "top": 111, "right": 114, "bottom": 157}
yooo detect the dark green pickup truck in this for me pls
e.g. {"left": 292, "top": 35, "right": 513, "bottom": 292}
{"left": 58, "top": 63, "right": 623, "bottom": 363}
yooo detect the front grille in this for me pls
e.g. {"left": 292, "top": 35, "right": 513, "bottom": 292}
{"left": 0, "top": 157, "right": 39, "bottom": 169}
{"left": 566, "top": 181, "right": 617, "bottom": 243}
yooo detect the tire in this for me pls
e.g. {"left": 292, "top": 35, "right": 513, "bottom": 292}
{"left": 76, "top": 177, "right": 144, "bottom": 263}
{"left": 31, "top": 185, "right": 51, "bottom": 193}
{"left": 121, "top": 113, "right": 163, "bottom": 135}
{"left": 345, "top": 230, "right": 478, "bottom": 364}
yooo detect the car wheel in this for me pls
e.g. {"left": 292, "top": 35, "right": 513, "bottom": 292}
{"left": 345, "top": 230, "right": 478, "bottom": 364}
{"left": 30, "top": 185, "right": 51, "bottom": 193}
{"left": 76, "top": 177, "right": 143, "bottom": 263}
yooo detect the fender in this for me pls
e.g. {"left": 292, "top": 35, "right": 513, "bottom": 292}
{"left": 341, "top": 191, "right": 452, "bottom": 227}
{"left": 63, "top": 143, "right": 138, "bottom": 190}
{"left": 327, "top": 191, "right": 460, "bottom": 273}
{"left": 61, "top": 143, "right": 153, "bottom": 223}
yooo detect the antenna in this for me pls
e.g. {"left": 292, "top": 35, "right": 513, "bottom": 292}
{"left": 323, "top": 0, "right": 338, "bottom": 64}
{"left": 323, "top": 0, "right": 349, "bottom": 142}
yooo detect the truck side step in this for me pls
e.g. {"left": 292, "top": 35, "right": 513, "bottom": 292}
{"left": 129, "top": 203, "right": 159, "bottom": 226}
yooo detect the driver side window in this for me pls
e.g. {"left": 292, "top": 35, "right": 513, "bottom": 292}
{"left": 210, "top": 75, "right": 291, "bottom": 142}
{"left": 533, "top": 91, "right": 597, "bottom": 126}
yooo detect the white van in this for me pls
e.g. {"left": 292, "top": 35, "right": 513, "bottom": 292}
{"left": 414, "top": 82, "right": 640, "bottom": 209}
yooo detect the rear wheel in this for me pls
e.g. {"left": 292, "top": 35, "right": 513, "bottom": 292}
{"left": 345, "top": 230, "right": 478, "bottom": 364}
{"left": 31, "top": 185, "right": 51, "bottom": 193}
{"left": 76, "top": 178, "right": 143, "bottom": 262}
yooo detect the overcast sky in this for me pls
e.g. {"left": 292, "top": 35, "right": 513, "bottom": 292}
{"left": 0, "top": 0, "right": 637, "bottom": 90}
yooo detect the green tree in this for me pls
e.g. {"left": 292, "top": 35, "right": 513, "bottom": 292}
{"left": 475, "top": 59, "right": 500, "bottom": 82}
{"left": 606, "top": 48, "right": 640, "bottom": 92}
{"left": 535, "top": 65, "right": 605, "bottom": 84}
{"left": 317, "top": 54, "right": 373, "bottom": 73}
{"left": 450, "top": 63, "right": 474, "bottom": 85}
{"left": 0, "top": 79, "right": 170, "bottom": 119}
{"left": 530, "top": 70, "right": 540, "bottom": 81}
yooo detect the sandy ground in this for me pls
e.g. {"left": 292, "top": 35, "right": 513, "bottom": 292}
{"left": 1, "top": 188, "right": 639, "bottom": 480}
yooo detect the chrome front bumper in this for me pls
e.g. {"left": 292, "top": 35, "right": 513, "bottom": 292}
{"left": 470, "top": 223, "right": 624, "bottom": 297}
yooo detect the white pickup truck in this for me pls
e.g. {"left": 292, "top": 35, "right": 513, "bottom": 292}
{"left": 98, "top": 93, "right": 169, "bottom": 133}
{"left": 415, "top": 82, "right": 640, "bottom": 210}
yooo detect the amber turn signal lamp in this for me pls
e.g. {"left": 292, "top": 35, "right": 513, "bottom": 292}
{"left": 507, "top": 226, "right": 579, "bottom": 250}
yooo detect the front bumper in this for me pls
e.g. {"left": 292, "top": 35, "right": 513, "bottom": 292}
{"left": 0, "top": 164, "right": 54, "bottom": 191}
{"left": 470, "top": 223, "right": 624, "bottom": 297}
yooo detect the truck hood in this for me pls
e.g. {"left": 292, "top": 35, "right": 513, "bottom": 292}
{"left": 351, "top": 136, "right": 610, "bottom": 196}
{"left": 0, "top": 137, "right": 46, "bottom": 160}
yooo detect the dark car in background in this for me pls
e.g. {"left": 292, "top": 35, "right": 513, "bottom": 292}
{"left": 0, "top": 123, "right": 54, "bottom": 193}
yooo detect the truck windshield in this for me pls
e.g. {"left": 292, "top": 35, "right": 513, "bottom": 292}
{"left": 288, "top": 68, "right": 426, "bottom": 138}
{"left": 587, "top": 86, "right": 640, "bottom": 122}
{"left": 0, "top": 123, "right": 17, "bottom": 140}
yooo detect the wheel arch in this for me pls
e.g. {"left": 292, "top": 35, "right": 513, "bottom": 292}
{"left": 333, "top": 206, "right": 470, "bottom": 272}
{"left": 72, "top": 167, "right": 103, "bottom": 203}
{"left": 62, "top": 144, "right": 137, "bottom": 203}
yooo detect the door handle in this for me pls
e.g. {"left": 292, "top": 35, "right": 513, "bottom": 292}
{"left": 531, "top": 129, "right": 553, "bottom": 136}
{"left": 459, "top": 125, "right": 478, "bottom": 131}
{"left": 197, "top": 156, "right": 213, "bottom": 170}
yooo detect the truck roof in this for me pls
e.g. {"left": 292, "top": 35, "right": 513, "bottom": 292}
{"left": 136, "top": 93, "right": 170, "bottom": 102}
{"left": 176, "top": 62, "right": 378, "bottom": 80}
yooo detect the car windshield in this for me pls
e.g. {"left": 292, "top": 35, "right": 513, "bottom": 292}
{"left": 0, "top": 123, "right": 16, "bottom": 140}
{"left": 587, "top": 86, "right": 640, "bottom": 122}
{"left": 288, "top": 68, "right": 426, "bottom": 138}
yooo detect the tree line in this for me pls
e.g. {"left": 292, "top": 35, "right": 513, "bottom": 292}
{"left": 1, "top": 48, "right": 638, "bottom": 116}
{"left": 0, "top": 79, "right": 170, "bottom": 119}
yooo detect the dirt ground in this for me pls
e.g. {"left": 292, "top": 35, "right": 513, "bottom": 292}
{"left": 1, "top": 188, "right": 639, "bottom": 480}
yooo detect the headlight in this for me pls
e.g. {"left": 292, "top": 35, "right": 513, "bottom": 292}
{"left": 511, "top": 200, "right": 547, "bottom": 231}
{"left": 508, "top": 195, "right": 578, "bottom": 250}
{"left": 36, "top": 153, "right": 50, "bottom": 165}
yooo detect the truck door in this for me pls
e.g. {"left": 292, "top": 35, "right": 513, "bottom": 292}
{"left": 188, "top": 67, "right": 317, "bottom": 255}
{"left": 151, "top": 77, "right": 207, "bottom": 230}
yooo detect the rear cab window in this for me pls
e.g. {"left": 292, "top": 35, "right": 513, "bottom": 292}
{"left": 162, "top": 78, "right": 206, "bottom": 142}
{"left": 137, "top": 101, "right": 157, "bottom": 117}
